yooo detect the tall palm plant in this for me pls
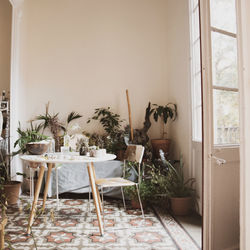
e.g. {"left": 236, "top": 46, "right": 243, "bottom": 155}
{"left": 36, "top": 102, "right": 82, "bottom": 151}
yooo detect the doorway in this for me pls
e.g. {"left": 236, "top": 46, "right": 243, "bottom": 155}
{"left": 6, "top": 0, "right": 242, "bottom": 249}
{"left": 200, "top": 0, "right": 240, "bottom": 249}
{"left": 0, "top": 0, "right": 12, "bottom": 99}
{"left": 0, "top": 0, "right": 12, "bottom": 154}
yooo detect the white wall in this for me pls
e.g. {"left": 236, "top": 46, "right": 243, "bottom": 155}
{"left": 18, "top": 0, "right": 171, "bottom": 139}
{"left": 14, "top": 0, "right": 192, "bottom": 176}
{"left": 0, "top": 0, "right": 12, "bottom": 95}
{"left": 165, "top": 0, "right": 192, "bottom": 173}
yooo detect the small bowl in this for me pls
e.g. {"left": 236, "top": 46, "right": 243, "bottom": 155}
{"left": 26, "top": 141, "right": 49, "bottom": 155}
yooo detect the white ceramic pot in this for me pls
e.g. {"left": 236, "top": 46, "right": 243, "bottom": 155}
{"left": 94, "top": 149, "right": 106, "bottom": 158}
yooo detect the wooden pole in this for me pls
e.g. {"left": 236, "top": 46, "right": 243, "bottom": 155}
{"left": 126, "top": 89, "right": 134, "bottom": 141}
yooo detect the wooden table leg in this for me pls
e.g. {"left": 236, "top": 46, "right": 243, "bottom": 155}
{"left": 91, "top": 162, "right": 103, "bottom": 213}
{"left": 0, "top": 218, "right": 7, "bottom": 250}
{"left": 42, "top": 163, "right": 53, "bottom": 211}
{"left": 27, "top": 165, "right": 45, "bottom": 235}
{"left": 87, "top": 163, "right": 104, "bottom": 235}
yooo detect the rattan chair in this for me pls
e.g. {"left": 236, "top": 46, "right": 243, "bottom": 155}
{"left": 87, "top": 145, "right": 145, "bottom": 230}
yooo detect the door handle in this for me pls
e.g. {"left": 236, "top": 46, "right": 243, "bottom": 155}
{"left": 209, "top": 154, "right": 226, "bottom": 166}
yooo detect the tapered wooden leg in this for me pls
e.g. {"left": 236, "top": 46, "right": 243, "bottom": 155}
{"left": 0, "top": 218, "right": 7, "bottom": 249}
{"left": 0, "top": 228, "right": 3, "bottom": 250}
{"left": 87, "top": 163, "right": 104, "bottom": 235}
{"left": 27, "top": 165, "right": 45, "bottom": 234}
{"left": 91, "top": 162, "right": 103, "bottom": 213}
{"left": 42, "top": 163, "right": 53, "bottom": 211}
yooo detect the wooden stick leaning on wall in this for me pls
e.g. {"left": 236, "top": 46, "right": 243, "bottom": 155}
{"left": 126, "top": 89, "right": 134, "bottom": 141}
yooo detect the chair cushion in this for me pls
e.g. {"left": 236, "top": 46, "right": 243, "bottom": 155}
{"left": 95, "top": 177, "right": 136, "bottom": 187}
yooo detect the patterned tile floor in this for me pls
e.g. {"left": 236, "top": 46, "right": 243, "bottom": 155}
{"left": 3, "top": 198, "right": 200, "bottom": 250}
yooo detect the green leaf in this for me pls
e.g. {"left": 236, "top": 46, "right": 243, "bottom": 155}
{"left": 67, "top": 111, "right": 82, "bottom": 124}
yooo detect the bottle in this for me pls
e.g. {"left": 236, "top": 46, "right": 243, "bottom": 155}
{"left": 0, "top": 90, "right": 7, "bottom": 109}
{"left": 64, "top": 133, "right": 70, "bottom": 147}
{"left": 2, "top": 90, "right": 6, "bottom": 101}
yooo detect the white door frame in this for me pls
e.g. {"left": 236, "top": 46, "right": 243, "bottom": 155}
{"left": 201, "top": 0, "right": 242, "bottom": 249}
{"left": 9, "top": 0, "right": 24, "bottom": 179}
{"left": 201, "top": 0, "right": 250, "bottom": 249}
{"left": 237, "top": 0, "right": 250, "bottom": 249}
{"left": 199, "top": 0, "right": 213, "bottom": 248}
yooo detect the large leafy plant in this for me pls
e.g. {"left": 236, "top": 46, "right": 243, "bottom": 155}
{"left": 87, "top": 107, "right": 123, "bottom": 136}
{"left": 13, "top": 123, "right": 48, "bottom": 155}
{"left": 123, "top": 161, "right": 154, "bottom": 202}
{"left": 158, "top": 150, "right": 195, "bottom": 198}
{"left": 0, "top": 141, "right": 10, "bottom": 184}
{"left": 151, "top": 103, "right": 177, "bottom": 138}
{"left": 87, "top": 107, "right": 127, "bottom": 153}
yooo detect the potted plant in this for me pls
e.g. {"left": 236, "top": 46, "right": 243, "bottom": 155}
{"left": 13, "top": 123, "right": 49, "bottom": 155}
{"left": 87, "top": 107, "right": 127, "bottom": 159}
{"left": 0, "top": 124, "right": 48, "bottom": 205}
{"left": 124, "top": 180, "right": 154, "bottom": 208}
{"left": 151, "top": 103, "right": 177, "bottom": 158}
{"left": 0, "top": 140, "right": 22, "bottom": 205}
{"left": 159, "top": 150, "right": 195, "bottom": 216}
{"left": 36, "top": 102, "right": 82, "bottom": 152}
{"left": 123, "top": 161, "right": 154, "bottom": 208}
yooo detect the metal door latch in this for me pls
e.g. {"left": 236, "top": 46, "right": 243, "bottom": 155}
{"left": 209, "top": 154, "right": 226, "bottom": 166}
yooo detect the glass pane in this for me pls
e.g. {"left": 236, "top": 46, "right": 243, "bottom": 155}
{"left": 193, "top": 7, "right": 200, "bottom": 41}
{"left": 194, "top": 40, "right": 201, "bottom": 74}
{"left": 210, "top": 0, "right": 236, "bottom": 33}
{"left": 192, "top": 72, "right": 202, "bottom": 141}
{"left": 192, "top": 0, "right": 198, "bottom": 9}
{"left": 190, "top": 0, "right": 202, "bottom": 142}
{"left": 194, "top": 72, "right": 202, "bottom": 105}
{"left": 194, "top": 106, "right": 202, "bottom": 141}
{"left": 213, "top": 90, "right": 239, "bottom": 144}
{"left": 211, "top": 32, "right": 238, "bottom": 88}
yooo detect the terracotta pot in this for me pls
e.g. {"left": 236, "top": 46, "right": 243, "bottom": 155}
{"left": 131, "top": 199, "right": 141, "bottom": 209}
{"left": 2, "top": 181, "right": 21, "bottom": 205}
{"left": 151, "top": 139, "right": 171, "bottom": 159}
{"left": 22, "top": 178, "right": 38, "bottom": 194}
{"left": 170, "top": 197, "right": 193, "bottom": 216}
{"left": 131, "top": 199, "right": 146, "bottom": 209}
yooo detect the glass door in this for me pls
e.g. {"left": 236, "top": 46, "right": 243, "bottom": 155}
{"left": 201, "top": 0, "right": 240, "bottom": 249}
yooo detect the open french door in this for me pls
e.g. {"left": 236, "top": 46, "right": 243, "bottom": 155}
{"left": 200, "top": 0, "right": 240, "bottom": 249}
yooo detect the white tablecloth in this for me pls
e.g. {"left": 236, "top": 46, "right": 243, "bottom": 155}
{"left": 47, "top": 160, "right": 125, "bottom": 197}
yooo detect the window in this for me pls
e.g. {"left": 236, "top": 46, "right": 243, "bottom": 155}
{"left": 190, "top": 0, "right": 202, "bottom": 142}
{"left": 210, "top": 0, "right": 239, "bottom": 145}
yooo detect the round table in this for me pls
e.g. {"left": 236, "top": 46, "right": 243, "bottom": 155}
{"left": 20, "top": 153, "right": 116, "bottom": 235}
